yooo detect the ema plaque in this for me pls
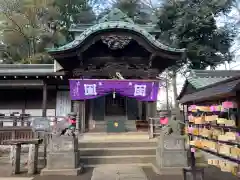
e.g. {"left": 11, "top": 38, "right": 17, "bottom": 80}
{"left": 31, "top": 117, "right": 51, "bottom": 132}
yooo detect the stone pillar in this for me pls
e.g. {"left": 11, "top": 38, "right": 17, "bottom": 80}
{"left": 156, "top": 134, "right": 187, "bottom": 175}
{"left": 41, "top": 135, "right": 82, "bottom": 176}
{"left": 11, "top": 144, "right": 21, "bottom": 174}
{"left": 27, "top": 144, "right": 39, "bottom": 175}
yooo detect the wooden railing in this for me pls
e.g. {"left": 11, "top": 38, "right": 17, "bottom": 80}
{"left": 0, "top": 116, "right": 65, "bottom": 144}
{"left": 0, "top": 127, "right": 34, "bottom": 144}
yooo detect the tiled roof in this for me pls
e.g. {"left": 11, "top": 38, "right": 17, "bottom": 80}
{"left": 179, "top": 78, "right": 240, "bottom": 103}
{"left": 0, "top": 64, "right": 64, "bottom": 76}
{"left": 47, "top": 22, "right": 185, "bottom": 53}
{"left": 190, "top": 70, "right": 240, "bottom": 78}
{"left": 69, "top": 24, "right": 160, "bottom": 33}
{"left": 187, "top": 70, "right": 240, "bottom": 89}
{"left": 47, "top": 9, "right": 185, "bottom": 53}
{"left": 69, "top": 8, "right": 160, "bottom": 33}
{"left": 177, "top": 69, "right": 240, "bottom": 100}
{"left": 187, "top": 77, "right": 230, "bottom": 89}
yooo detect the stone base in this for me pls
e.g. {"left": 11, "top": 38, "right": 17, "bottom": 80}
{"left": 40, "top": 167, "right": 83, "bottom": 176}
{"left": 47, "top": 151, "right": 79, "bottom": 169}
{"left": 157, "top": 167, "right": 184, "bottom": 175}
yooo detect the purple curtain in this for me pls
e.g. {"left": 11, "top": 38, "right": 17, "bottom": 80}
{"left": 69, "top": 79, "right": 159, "bottom": 101}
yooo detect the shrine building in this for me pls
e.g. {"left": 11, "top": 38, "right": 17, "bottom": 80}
{"left": 0, "top": 9, "right": 185, "bottom": 133}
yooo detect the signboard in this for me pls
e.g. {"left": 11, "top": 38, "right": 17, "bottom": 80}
{"left": 31, "top": 117, "right": 51, "bottom": 132}
{"left": 56, "top": 91, "right": 71, "bottom": 116}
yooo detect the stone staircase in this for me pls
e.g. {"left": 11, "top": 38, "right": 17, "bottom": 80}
{"left": 78, "top": 133, "right": 156, "bottom": 167}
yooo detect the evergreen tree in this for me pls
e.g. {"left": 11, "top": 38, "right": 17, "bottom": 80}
{"left": 156, "top": 0, "right": 236, "bottom": 69}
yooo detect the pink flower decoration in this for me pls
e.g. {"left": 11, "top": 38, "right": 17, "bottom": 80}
{"left": 191, "top": 148, "right": 196, "bottom": 152}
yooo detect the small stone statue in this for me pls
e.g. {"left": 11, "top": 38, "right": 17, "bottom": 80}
{"left": 162, "top": 115, "right": 185, "bottom": 135}
{"left": 55, "top": 112, "right": 77, "bottom": 137}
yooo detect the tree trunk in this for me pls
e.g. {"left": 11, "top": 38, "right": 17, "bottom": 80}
{"left": 172, "top": 70, "right": 178, "bottom": 108}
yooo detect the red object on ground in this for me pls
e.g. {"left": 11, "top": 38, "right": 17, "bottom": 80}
{"left": 160, "top": 117, "right": 168, "bottom": 125}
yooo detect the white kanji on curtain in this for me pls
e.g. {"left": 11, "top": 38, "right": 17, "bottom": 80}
{"left": 84, "top": 84, "right": 97, "bottom": 95}
{"left": 134, "top": 85, "right": 146, "bottom": 96}
{"left": 73, "top": 81, "right": 80, "bottom": 96}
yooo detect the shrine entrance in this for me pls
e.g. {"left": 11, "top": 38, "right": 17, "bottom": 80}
{"left": 105, "top": 93, "right": 126, "bottom": 117}
{"left": 46, "top": 8, "right": 186, "bottom": 134}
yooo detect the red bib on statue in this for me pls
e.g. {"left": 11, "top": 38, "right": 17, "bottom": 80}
{"left": 160, "top": 117, "right": 168, "bottom": 125}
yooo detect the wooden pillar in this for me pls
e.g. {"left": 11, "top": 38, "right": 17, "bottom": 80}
{"left": 42, "top": 81, "right": 47, "bottom": 117}
{"left": 88, "top": 100, "right": 93, "bottom": 130}
{"left": 80, "top": 101, "right": 86, "bottom": 133}
{"left": 42, "top": 81, "right": 47, "bottom": 166}
{"left": 27, "top": 144, "right": 39, "bottom": 175}
{"left": 151, "top": 102, "right": 157, "bottom": 118}
{"left": 141, "top": 102, "right": 146, "bottom": 120}
{"left": 11, "top": 144, "right": 21, "bottom": 174}
{"left": 89, "top": 100, "right": 93, "bottom": 121}
{"left": 147, "top": 102, "right": 156, "bottom": 138}
{"left": 146, "top": 102, "right": 151, "bottom": 120}
{"left": 137, "top": 101, "right": 142, "bottom": 119}
{"left": 73, "top": 101, "right": 80, "bottom": 132}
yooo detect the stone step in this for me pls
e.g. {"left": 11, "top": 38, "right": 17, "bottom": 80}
{"left": 80, "top": 155, "right": 155, "bottom": 165}
{"left": 79, "top": 141, "right": 156, "bottom": 148}
{"left": 78, "top": 133, "right": 151, "bottom": 141}
{"left": 79, "top": 147, "right": 156, "bottom": 156}
{"left": 83, "top": 163, "right": 153, "bottom": 168}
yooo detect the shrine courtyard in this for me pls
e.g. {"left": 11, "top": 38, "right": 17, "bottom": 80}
{"left": 0, "top": 165, "right": 238, "bottom": 180}
{"left": 0, "top": 8, "right": 239, "bottom": 180}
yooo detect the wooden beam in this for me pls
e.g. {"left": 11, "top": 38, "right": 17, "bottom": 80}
{"left": 148, "top": 53, "right": 157, "bottom": 68}
{"left": 86, "top": 56, "right": 147, "bottom": 63}
{"left": 155, "top": 51, "right": 180, "bottom": 60}
{"left": 72, "top": 68, "right": 159, "bottom": 78}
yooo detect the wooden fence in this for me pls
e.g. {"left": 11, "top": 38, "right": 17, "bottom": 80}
{"left": 0, "top": 116, "right": 64, "bottom": 144}
{"left": 0, "top": 127, "right": 34, "bottom": 144}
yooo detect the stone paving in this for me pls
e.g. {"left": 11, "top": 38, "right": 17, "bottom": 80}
{"left": 91, "top": 165, "right": 148, "bottom": 180}
{"left": 0, "top": 178, "right": 33, "bottom": 180}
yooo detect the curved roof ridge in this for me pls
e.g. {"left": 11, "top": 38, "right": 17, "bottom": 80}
{"left": 47, "top": 21, "right": 185, "bottom": 53}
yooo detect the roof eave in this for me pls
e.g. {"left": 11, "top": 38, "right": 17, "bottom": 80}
{"left": 47, "top": 22, "right": 185, "bottom": 54}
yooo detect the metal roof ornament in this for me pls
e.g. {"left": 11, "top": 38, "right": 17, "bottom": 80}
{"left": 98, "top": 8, "right": 134, "bottom": 23}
